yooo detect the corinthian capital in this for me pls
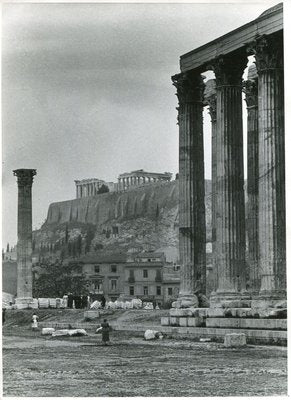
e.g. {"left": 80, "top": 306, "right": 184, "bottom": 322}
{"left": 204, "top": 79, "right": 217, "bottom": 122}
{"left": 13, "top": 169, "right": 37, "bottom": 186}
{"left": 172, "top": 72, "right": 204, "bottom": 105}
{"left": 210, "top": 54, "right": 248, "bottom": 87}
{"left": 243, "top": 79, "right": 258, "bottom": 108}
{"left": 248, "top": 34, "right": 283, "bottom": 73}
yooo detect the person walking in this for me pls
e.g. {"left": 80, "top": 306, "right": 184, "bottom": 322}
{"left": 2, "top": 308, "right": 6, "bottom": 325}
{"left": 101, "top": 319, "right": 111, "bottom": 345}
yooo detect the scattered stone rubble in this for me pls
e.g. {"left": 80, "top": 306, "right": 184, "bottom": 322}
{"left": 144, "top": 329, "right": 163, "bottom": 340}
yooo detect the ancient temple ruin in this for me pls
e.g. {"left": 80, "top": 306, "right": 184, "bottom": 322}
{"left": 169, "top": 4, "right": 285, "bottom": 313}
{"left": 118, "top": 170, "right": 172, "bottom": 191}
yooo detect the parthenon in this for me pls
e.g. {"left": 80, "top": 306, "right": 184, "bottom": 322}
{"left": 118, "top": 169, "right": 172, "bottom": 191}
{"left": 173, "top": 3, "right": 285, "bottom": 309}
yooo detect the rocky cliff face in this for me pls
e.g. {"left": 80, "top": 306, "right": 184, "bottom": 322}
{"left": 33, "top": 180, "right": 212, "bottom": 262}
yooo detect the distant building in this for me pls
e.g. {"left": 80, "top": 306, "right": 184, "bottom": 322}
{"left": 78, "top": 253, "right": 127, "bottom": 301}
{"left": 162, "top": 263, "right": 180, "bottom": 305}
{"left": 75, "top": 178, "right": 106, "bottom": 198}
{"left": 124, "top": 252, "right": 166, "bottom": 306}
{"left": 69, "top": 251, "right": 180, "bottom": 306}
{"left": 118, "top": 169, "right": 172, "bottom": 191}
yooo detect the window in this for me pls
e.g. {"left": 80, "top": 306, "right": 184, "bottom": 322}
{"left": 143, "top": 286, "right": 148, "bottom": 295}
{"left": 111, "top": 279, "right": 117, "bottom": 290}
{"left": 157, "top": 286, "right": 161, "bottom": 296}
{"left": 94, "top": 280, "right": 102, "bottom": 291}
{"left": 143, "top": 269, "right": 148, "bottom": 278}
{"left": 111, "top": 265, "right": 117, "bottom": 273}
{"left": 148, "top": 258, "right": 151, "bottom": 262}
{"left": 129, "top": 286, "right": 134, "bottom": 295}
{"left": 168, "top": 287, "right": 173, "bottom": 296}
{"left": 94, "top": 265, "right": 100, "bottom": 273}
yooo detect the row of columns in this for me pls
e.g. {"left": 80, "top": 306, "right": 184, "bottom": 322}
{"left": 76, "top": 182, "right": 103, "bottom": 198}
{"left": 118, "top": 175, "right": 170, "bottom": 191}
{"left": 173, "top": 32, "right": 285, "bottom": 307}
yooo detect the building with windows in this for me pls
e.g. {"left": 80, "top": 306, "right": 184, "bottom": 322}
{"left": 123, "top": 255, "right": 181, "bottom": 307}
{"left": 76, "top": 251, "right": 180, "bottom": 306}
{"left": 79, "top": 253, "right": 127, "bottom": 301}
{"left": 162, "top": 263, "right": 180, "bottom": 305}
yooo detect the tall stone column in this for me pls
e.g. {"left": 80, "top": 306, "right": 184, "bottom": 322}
{"left": 172, "top": 71, "right": 206, "bottom": 308}
{"left": 210, "top": 53, "right": 248, "bottom": 305}
{"left": 204, "top": 79, "right": 218, "bottom": 292}
{"left": 250, "top": 33, "right": 285, "bottom": 303}
{"left": 244, "top": 65, "right": 259, "bottom": 294}
{"left": 13, "top": 169, "right": 37, "bottom": 308}
{"left": 143, "top": 177, "right": 146, "bottom": 183}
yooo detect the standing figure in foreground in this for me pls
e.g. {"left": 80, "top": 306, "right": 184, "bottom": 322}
{"left": 101, "top": 318, "right": 111, "bottom": 345}
{"left": 31, "top": 313, "right": 39, "bottom": 331}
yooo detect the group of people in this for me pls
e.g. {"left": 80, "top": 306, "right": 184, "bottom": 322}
{"left": 66, "top": 294, "right": 107, "bottom": 309}
{"left": 67, "top": 293, "right": 89, "bottom": 309}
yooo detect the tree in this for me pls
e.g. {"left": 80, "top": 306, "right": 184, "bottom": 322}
{"left": 85, "top": 227, "right": 95, "bottom": 254}
{"left": 76, "top": 234, "right": 82, "bottom": 256}
{"left": 97, "top": 184, "right": 109, "bottom": 194}
{"left": 65, "top": 224, "right": 69, "bottom": 243}
{"left": 33, "top": 260, "right": 88, "bottom": 298}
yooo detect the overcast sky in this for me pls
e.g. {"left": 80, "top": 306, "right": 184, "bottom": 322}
{"left": 2, "top": 1, "right": 279, "bottom": 246}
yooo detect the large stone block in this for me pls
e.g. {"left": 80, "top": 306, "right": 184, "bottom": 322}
{"left": 224, "top": 333, "right": 246, "bottom": 348}
{"left": 223, "top": 308, "right": 252, "bottom": 318}
{"left": 170, "top": 317, "right": 179, "bottom": 326}
{"left": 42, "top": 328, "right": 55, "bottom": 335}
{"left": 170, "top": 308, "right": 193, "bottom": 317}
{"left": 187, "top": 317, "right": 204, "bottom": 327}
{"left": 208, "top": 308, "right": 225, "bottom": 317}
{"left": 206, "top": 318, "right": 287, "bottom": 330}
{"left": 179, "top": 317, "right": 188, "bottom": 327}
{"left": 161, "top": 317, "right": 170, "bottom": 326}
{"left": 251, "top": 307, "right": 287, "bottom": 319}
{"left": 84, "top": 310, "right": 100, "bottom": 320}
{"left": 189, "top": 307, "right": 208, "bottom": 317}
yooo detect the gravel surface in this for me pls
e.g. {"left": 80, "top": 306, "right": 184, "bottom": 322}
{"left": 3, "top": 331, "right": 287, "bottom": 397}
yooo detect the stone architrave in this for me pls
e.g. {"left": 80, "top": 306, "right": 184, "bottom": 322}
{"left": 204, "top": 79, "right": 217, "bottom": 292}
{"left": 210, "top": 53, "right": 248, "bottom": 305}
{"left": 250, "top": 33, "right": 285, "bottom": 303}
{"left": 243, "top": 65, "right": 259, "bottom": 294}
{"left": 172, "top": 71, "right": 206, "bottom": 308}
{"left": 13, "top": 169, "right": 37, "bottom": 308}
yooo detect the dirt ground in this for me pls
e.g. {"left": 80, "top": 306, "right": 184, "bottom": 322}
{"left": 2, "top": 327, "right": 287, "bottom": 397}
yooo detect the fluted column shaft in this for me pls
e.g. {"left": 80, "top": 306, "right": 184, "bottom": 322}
{"left": 172, "top": 72, "right": 206, "bottom": 306}
{"left": 251, "top": 34, "right": 285, "bottom": 300}
{"left": 13, "top": 169, "right": 36, "bottom": 302}
{"left": 204, "top": 80, "right": 218, "bottom": 292}
{"left": 211, "top": 54, "right": 248, "bottom": 301}
{"left": 244, "top": 77, "right": 259, "bottom": 293}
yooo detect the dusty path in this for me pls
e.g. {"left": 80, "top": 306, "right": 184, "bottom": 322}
{"left": 3, "top": 332, "right": 287, "bottom": 397}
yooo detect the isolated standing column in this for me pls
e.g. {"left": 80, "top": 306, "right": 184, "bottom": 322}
{"left": 13, "top": 169, "right": 37, "bottom": 307}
